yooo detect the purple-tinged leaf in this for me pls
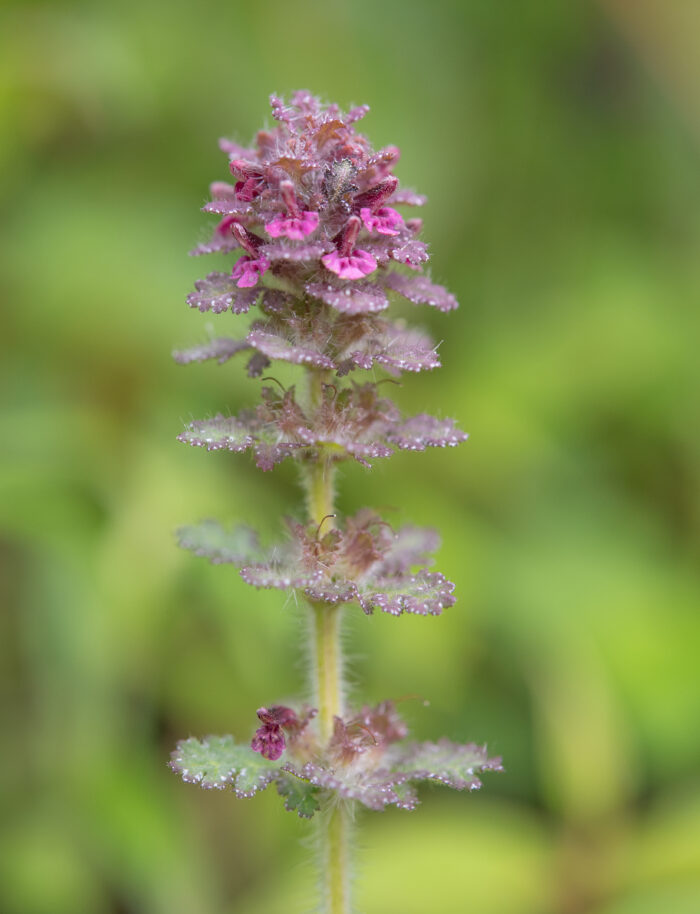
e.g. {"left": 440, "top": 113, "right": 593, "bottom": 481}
{"left": 386, "top": 414, "right": 468, "bottom": 450}
{"left": 172, "top": 337, "right": 250, "bottom": 365}
{"left": 169, "top": 735, "right": 279, "bottom": 796}
{"left": 218, "top": 138, "right": 255, "bottom": 158}
{"left": 260, "top": 289, "right": 295, "bottom": 313}
{"left": 383, "top": 272, "right": 458, "bottom": 312}
{"left": 390, "top": 239, "right": 430, "bottom": 267}
{"left": 356, "top": 570, "right": 456, "bottom": 617}
{"left": 176, "top": 520, "right": 262, "bottom": 565}
{"left": 340, "top": 323, "right": 440, "bottom": 376}
{"left": 189, "top": 234, "right": 239, "bottom": 256}
{"left": 390, "top": 189, "right": 427, "bottom": 206}
{"left": 306, "top": 281, "right": 389, "bottom": 315}
{"left": 240, "top": 562, "right": 321, "bottom": 591}
{"left": 177, "top": 413, "right": 310, "bottom": 470}
{"left": 221, "top": 511, "right": 455, "bottom": 617}
{"left": 202, "top": 199, "right": 252, "bottom": 216}
{"left": 388, "top": 739, "right": 504, "bottom": 790}
{"left": 252, "top": 441, "right": 307, "bottom": 472}
{"left": 345, "top": 104, "right": 370, "bottom": 124}
{"left": 260, "top": 241, "right": 331, "bottom": 263}
{"left": 283, "top": 761, "right": 418, "bottom": 811}
{"left": 313, "top": 436, "right": 393, "bottom": 463}
{"left": 302, "top": 580, "right": 358, "bottom": 605}
{"left": 186, "top": 273, "right": 259, "bottom": 314}
{"left": 177, "top": 414, "right": 256, "bottom": 452}
{"left": 372, "top": 526, "right": 441, "bottom": 576}
{"left": 247, "top": 328, "right": 335, "bottom": 369}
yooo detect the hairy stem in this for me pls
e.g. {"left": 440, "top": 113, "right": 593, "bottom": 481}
{"left": 321, "top": 802, "right": 352, "bottom": 914}
{"left": 309, "top": 599, "right": 351, "bottom": 914}
{"left": 311, "top": 601, "right": 343, "bottom": 742}
{"left": 304, "top": 367, "right": 351, "bottom": 914}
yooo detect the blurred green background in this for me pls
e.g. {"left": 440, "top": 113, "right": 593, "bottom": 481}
{"left": 1, "top": 1, "right": 699, "bottom": 912}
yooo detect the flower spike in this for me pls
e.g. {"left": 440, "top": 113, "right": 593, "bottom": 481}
{"left": 171, "top": 93, "right": 498, "bottom": 910}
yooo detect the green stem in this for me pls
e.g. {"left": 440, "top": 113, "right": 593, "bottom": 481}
{"left": 322, "top": 802, "right": 352, "bottom": 914}
{"left": 303, "top": 368, "right": 351, "bottom": 914}
{"left": 311, "top": 601, "right": 343, "bottom": 743}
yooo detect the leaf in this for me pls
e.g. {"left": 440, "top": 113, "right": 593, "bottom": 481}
{"left": 247, "top": 328, "right": 335, "bottom": 369}
{"left": 283, "top": 762, "right": 418, "bottom": 811}
{"left": 390, "top": 189, "right": 427, "bottom": 206}
{"left": 384, "top": 272, "right": 458, "bottom": 312}
{"left": 306, "top": 280, "right": 389, "bottom": 315}
{"left": 354, "top": 570, "right": 456, "bottom": 617}
{"left": 340, "top": 323, "right": 440, "bottom": 376}
{"left": 189, "top": 234, "right": 239, "bottom": 256}
{"left": 190, "top": 512, "right": 456, "bottom": 617}
{"left": 260, "top": 241, "right": 331, "bottom": 263}
{"left": 172, "top": 337, "right": 250, "bottom": 365}
{"left": 202, "top": 199, "right": 252, "bottom": 216}
{"left": 386, "top": 414, "right": 468, "bottom": 450}
{"left": 169, "top": 735, "right": 279, "bottom": 796}
{"left": 176, "top": 520, "right": 262, "bottom": 564}
{"left": 186, "top": 272, "right": 259, "bottom": 314}
{"left": 389, "top": 739, "right": 504, "bottom": 790}
{"left": 372, "top": 526, "right": 441, "bottom": 576}
{"left": 389, "top": 240, "right": 430, "bottom": 267}
{"left": 240, "top": 560, "right": 321, "bottom": 591}
{"left": 276, "top": 772, "right": 321, "bottom": 818}
{"left": 177, "top": 414, "right": 256, "bottom": 452}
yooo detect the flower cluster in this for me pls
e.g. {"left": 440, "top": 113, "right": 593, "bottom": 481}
{"left": 178, "top": 510, "right": 456, "bottom": 616}
{"left": 170, "top": 701, "right": 503, "bottom": 817}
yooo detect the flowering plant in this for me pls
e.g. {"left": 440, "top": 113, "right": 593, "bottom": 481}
{"left": 169, "top": 91, "right": 502, "bottom": 913}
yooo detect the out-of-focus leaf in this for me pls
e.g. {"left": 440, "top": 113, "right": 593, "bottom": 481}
{"left": 276, "top": 773, "right": 321, "bottom": 819}
{"left": 169, "top": 735, "right": 279, "bottom": 797}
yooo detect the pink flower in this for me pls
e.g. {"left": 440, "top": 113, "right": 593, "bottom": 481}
{"left": 265, "top": 180, "right": 319, "bottom": 240}
{"left": 265, "top": 211, "right": 319, "bottom": 240}
{"left": 360, "top": 206, "right": 403, "bottom": 236}
{"left": 229, "top": 158, "right": 266, "bottom": 201}
{"left": 251, "top": 706, "right": 298, "bottom": 761}
{"left": 322, "top": 249, "right": 377, "bottom": 280}
{"left": 322, "top": 214, "right": 378, "bottom": 280}
{"left": 231, "top": 255, "right": 270, "bottom": 288}
{"left": 227, "top": 220, "right": 269, "bottom": 286}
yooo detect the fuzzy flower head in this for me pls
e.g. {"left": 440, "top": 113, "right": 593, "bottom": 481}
{"left": 194, "top": 91, "right": 442, "bottom": 303}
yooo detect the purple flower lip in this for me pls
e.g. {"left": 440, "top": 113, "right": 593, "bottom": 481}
{"left": 228, "top": 222, "right": 270, "bottom": 287}
{"left": 231, "top": 255, "right": 270, "bottom": 288}
{"left": 265, "top": 182, "right": 319, "bottom": 240}
{"left": 360, "top": 206, "right": 403, "bottom": 236}
{"left": 322, "top": 249, "right": 377, "bottom": 280}
{"left": 322, "top": 215, "right": 378, "bottom": 280}
{"left": 251, "top": 706, "right": 302, "bottom": 761}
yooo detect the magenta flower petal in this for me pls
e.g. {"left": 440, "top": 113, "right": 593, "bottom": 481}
{"left": 360, "top": 206, "right": 404, "bottom": 236}
{"left": 265, "top": 211, "right": 319, "bottom": 240}
{"left": 231, "top": 255, "right": 270, "bottom": 288}
{"left": 322, "top": 249, "right": 377, "bottom": 280}
{"left": 251, "top": 726, "right": 286, "bottom": 760}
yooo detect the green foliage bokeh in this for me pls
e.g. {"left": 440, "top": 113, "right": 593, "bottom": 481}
{"left": 1, "top": 1, "right": 699, "bottom": 912}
